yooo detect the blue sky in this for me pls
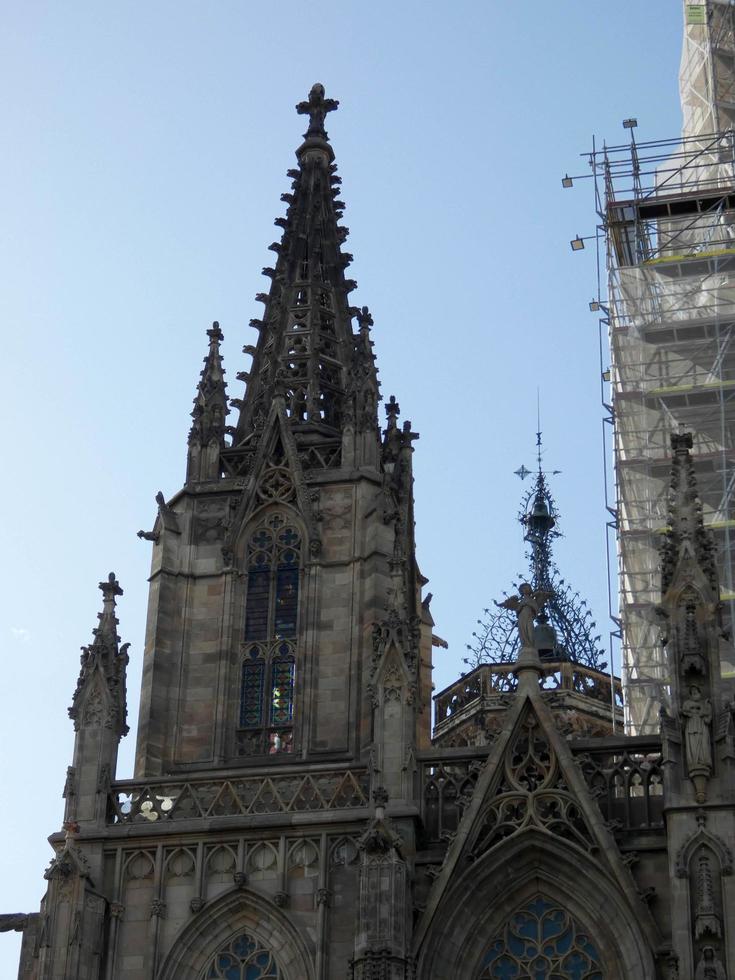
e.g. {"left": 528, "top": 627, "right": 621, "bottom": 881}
{"left": 0, "top": 1, "right": 683, "bottom": 968}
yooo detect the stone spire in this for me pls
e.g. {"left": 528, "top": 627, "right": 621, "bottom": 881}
{"left": 660, "top": 431, "right": 718, "bottom": 596}
{"left": 187, "top": 321, "right": 228, "bottom": 483}
{"left": 68, "top": 573, "right": 129, "bottom": 741}
{"left": 223, "top": 83, "right": 379, "bottom": 476}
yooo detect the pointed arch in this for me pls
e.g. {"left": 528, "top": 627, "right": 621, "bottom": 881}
{"left": 224, "top": 404, "right": 321, "bottom": 558}
{"left": 156, "top": 886, "right": 314, "bottom": 980}
{"left": 235, "top": 504, "right": 304, "bottom": 758}
{"left": 415, "top": 831, "right": 656, "bottom": 979}
{"left": 675, "top": 823, "right": 733, "bottom": 878}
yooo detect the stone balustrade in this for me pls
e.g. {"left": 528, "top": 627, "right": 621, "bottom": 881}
{"left": 107, "top": 767, "right": 370, "bottom": 824}
{"left": 433, "top": 659, "right": 624, "bottom": 732}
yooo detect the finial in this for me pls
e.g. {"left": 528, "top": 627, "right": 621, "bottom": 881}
{"left": 385, "top": 395, "right": 400, "bottom": 422}
{"left": 536, "top": 389, "right": 543, "bottom": 473}
{"left": 671, "top": 430, "right": 693, "bottom": 454}
{"left": 99, "top": 572, "right": 123, "bottom": 612}
{"left": 207, "top": 320, "right": 223, "bottom": 343}
{"left": 356, "top": 306, "right": 373, "bottom": 331}
{"left": 296, "top": 83, "right": 339, "bottom": 140}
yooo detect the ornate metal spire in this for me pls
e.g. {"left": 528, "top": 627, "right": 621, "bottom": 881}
{"left": 467, "top": 433, "right": 606, "bottom": 670}
{"left": 222, "top": 84, "right": 379, "bottom": 476}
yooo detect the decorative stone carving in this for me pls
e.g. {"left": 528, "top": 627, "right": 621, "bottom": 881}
{"left": 193, "top": 501, "right": 230, "bottom": 543}
{"left": 149, "top": 899, "right": 166, "bottom": 919}
{"left": 0, "top": 915, "right": 29, "bottom": 933}
{"left": 681, "top": 685, "right": 713, "bottom": 802}
{"left": 96, "top": 763, "right": 111, "bottom": 794}
{"left": 674, "top": 814, "right": 733, "bottom": 878}
{"left": 62, "top": 766, "right": 76, "bottom": 799}
{"left": 470, "top": 709, "right": 594, "bottom": 858}
{"left": 495, "top": 584, "right": 552, "bottom": 650}
{"left": 661, "top": 950, "right": 679, "bottom": 980}
{"left": 693, "top": 852, "right": 721, "bottom": 939}
{"left": 320, "top": 490, "right": 352, "bottom": 531}
{"left": 694, "top": 946, "right": 726, "bottom": 980}
{"left": 316, "top": 888, "right": 330, "bottom": 907}
{"left": 82, "top": 689, "right": 105, "bottom": 728}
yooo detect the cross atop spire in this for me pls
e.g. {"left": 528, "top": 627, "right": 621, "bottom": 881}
{"left": 98, "top": 572, "right": 122, "bottom": 621}
{"left": 296, "top": 82, "right": 339, "bottom": 140}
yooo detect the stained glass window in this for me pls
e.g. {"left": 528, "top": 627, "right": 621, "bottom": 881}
{"left": 478, "top": 896, "right": 604, "bottom": 980}
{"left": 270, "top": 650, "right": 296, "bottom": 726}
{"left": 239, "top": 514, "right": 300, "bottom": 756}
{"left": 240, "top": 647, "right": 265, "bottom": 728}
{"left": 204, "top": 931, "right": 281, "bottom": 979}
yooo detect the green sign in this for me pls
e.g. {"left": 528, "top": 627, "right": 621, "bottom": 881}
{"left": 687, "top": 5, "right": 706, "bottom": 25}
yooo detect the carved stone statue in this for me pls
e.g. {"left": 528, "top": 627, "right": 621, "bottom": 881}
{"left": 680, "top": 684, "right": 713, "bottom": 803}
{"left": 695, "top": 945, "right": 726, "bottom": 980}
{"left": 495, "top": 583, "right": 552, "bottom": 649}
{"left": 681, "top": 685, "right": 713, "bottom": 776}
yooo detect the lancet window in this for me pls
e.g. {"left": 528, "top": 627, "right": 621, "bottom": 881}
{"left": 479, "top": 896, "right": 603, "bottom": 979}
{"left": 204, "top": 931, "right": 281, "bottom": 979}
{"left": 238, "top": 512, "right": 300, "bottom": 756}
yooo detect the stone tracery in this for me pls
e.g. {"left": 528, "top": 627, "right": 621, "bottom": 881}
{"left": 202, "top": 931, "right": 282, "bottom": 979}
{"left": 478, "top": 895, "right": 603, "bottom": 979}
{"left": 472, "top": 711, "right": 595, "bottom": 857}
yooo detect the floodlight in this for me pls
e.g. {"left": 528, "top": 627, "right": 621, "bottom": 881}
{"left": 570, "top": 236, "right": 585, "bottom": 251}
{"left": 562, "top": 174, "right": 573, "bottom": 188}
{"left": 623, "top": 118, "right": 638, "bottom": 130}
{"left": 602, "top": 369, "right": 611, "bottom": 382}
{"left": 589, "top": 299, "right": 600, "bottom": 311}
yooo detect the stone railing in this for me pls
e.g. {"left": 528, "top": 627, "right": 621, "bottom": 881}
{"left": 419, "top": 749, "right": 489, "bottom": 845}
{"left": 433, "top": 660, "right": 624, "bottom": 729}
{"left": 571, "top": 736, "right": 665, "bottom": 832}
{"left": 107, "top": 767, "right": 370, "bottom": 825}
{"left": 419, "top": 735, "right": 664, "bottom": 845}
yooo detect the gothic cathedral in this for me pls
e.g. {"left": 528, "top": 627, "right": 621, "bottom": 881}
{"left": 5, "top": 85, "right": 735, "bottom": 980}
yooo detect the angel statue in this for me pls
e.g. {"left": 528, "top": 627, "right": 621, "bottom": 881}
{"left": 495, "top": 583, "right": 552, "bottom": 649}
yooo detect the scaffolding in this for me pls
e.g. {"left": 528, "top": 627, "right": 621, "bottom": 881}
{"left": 587, "top": 128, "right": 735, "bottom": 732}
{"left": 569, "top": 2, "right": 735, "bottom": 734}
{"left": 681, "top": 0, "right": 735, "bottom": 137}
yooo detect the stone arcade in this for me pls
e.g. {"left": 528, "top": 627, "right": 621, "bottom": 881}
{"left": 4, "top": 86, "right": 735, "bottom": 980}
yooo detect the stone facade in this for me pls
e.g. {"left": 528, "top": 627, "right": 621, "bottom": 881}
{"left": 5, "top": 86, "right": 735, "bottom": 980}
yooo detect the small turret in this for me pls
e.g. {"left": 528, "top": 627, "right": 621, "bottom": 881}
{"left": 67, "top": 573, "right": 129, "bottom": 825}
{"left": 658, "top": 432, "right": 732, "bottom": 804}
{"left": 187, "top": 320, "right": 228, "bottom": 483}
